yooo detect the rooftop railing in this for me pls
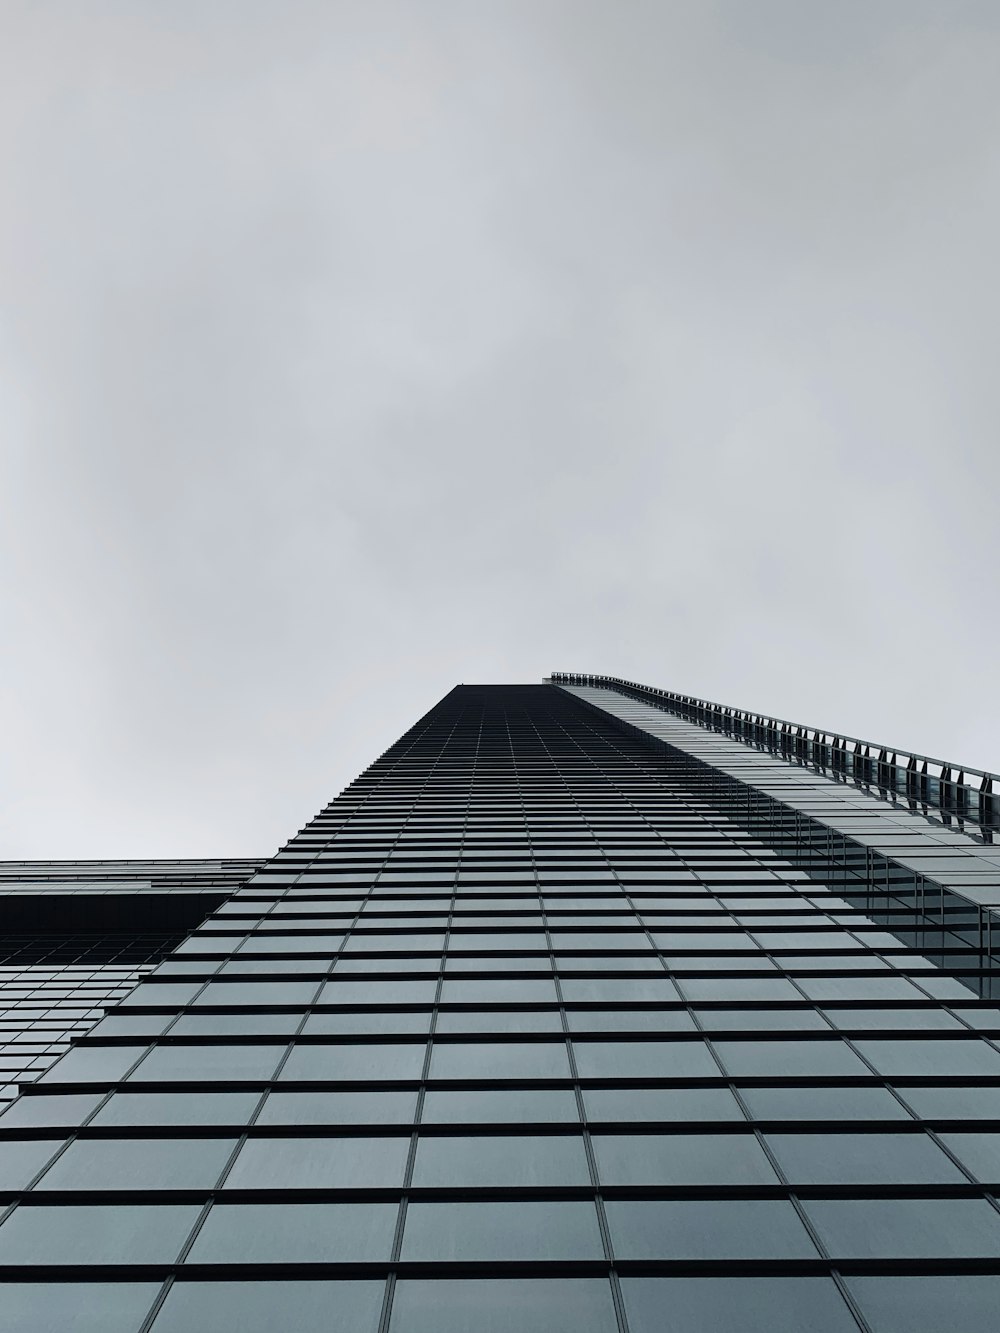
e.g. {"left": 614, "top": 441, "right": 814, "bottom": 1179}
{"left": 550, "top": 672, "right": 1000, "bottom": 842}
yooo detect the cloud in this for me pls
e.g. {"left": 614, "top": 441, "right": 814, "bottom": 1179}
{"left": 1, "top": 1, "right": 998, "bottom": 855}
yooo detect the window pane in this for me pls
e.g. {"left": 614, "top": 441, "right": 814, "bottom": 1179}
{"left": 605, "top": 1199, "right": 816, "bottom": 1260}
{"left": 131, "top": 1045, "right": 285, "bottom": 1082}
{"left": 854, "top": 1039, "right": 1000, "bottom": 1077}
{"left": 411, "top": 1135, "right": 590, "bottom": 1187}
{"left": 37, "top": 1138, "right": 236, "bottom": 1191}
{"left": 739, "top": 1086, "right": 908, "bottom": 1122}
{"left": 765, "top": 1132, "right": 962, "bottom": 1184}
{"left": 573, "top": 1041, "right": 717, "bottom": 1079}
{"left": 421, "top": 1089, "right": 579, "bottom": 1124}
{"left": 435, "top": 1011, "right": 562, "bottom": 1035}
{"left": 40, "top": 1046, "right": 148, "bottom": 1083}
{"left": 187, "top": 1203, "right": 398, "bottom": 1263}
{"left": 0, "top": 1283, "right": 159, "bottom": 1333}
{"left": 0, "top": 1205, "right": 200, "bottom": 1264}
{"left": 939, "top": 1133, "right": 1000, "bottom": 1184}
{"left": 389, "top": 1279, "right": 617, "bottom": 1333}
{"left": 584, "top": 1088, "right": 744, "bottom": 1123}
{"left": 223, "top": 1136, "right": 410, "bottom": 1189}
{"left": 713, "top": 1040, "right": 867, "bottom": 1077}
{"left": 0, "top": 1094, "right": 103, "bottom": 1129}
{"left": 150, "top": 1280, "right": 384, "bottom": 1333}
{"left": 566, "top": 1010, "right": 695, "bottom": 1033}
{"left": 622, "top": 1277, "right": 858, "bottom": 1333}
{"left": 429, "top": 1043, "right": 570, "bottom": 1080}
{"left": 0, "top": 1140, "right": 61, "bottom": 1190}
{"left": 803, "top": 1198, "right": 1000, "bottom": 1258}
{"left": 593, "top": 1133, "right": 776, "bottom": 1186}
{"left": 846, "top": 1276, "right": 1000, "bottom": 1333}
{"left": 92, "top": 1091, "right": 260, "bottom": 1127}
{"left": 401, "top": 1201, "right": 604, "bottom": 1261}
{"left": 258, "top": 1091, "right": 418, "bottom": 1126}
{"left": 901, "top": 1086, "right": 1000, "bottom": 1119}
{"left": 280, "top": 1044, "right": 426, "bottom": 1081}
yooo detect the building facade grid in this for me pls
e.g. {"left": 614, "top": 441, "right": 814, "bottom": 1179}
{"left": 0, "top": 685, "right": 998, "bottom": 1330}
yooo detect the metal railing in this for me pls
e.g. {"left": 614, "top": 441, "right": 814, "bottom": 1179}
{"left": 550, "top": 672, "right": 1000, "bottom": 842}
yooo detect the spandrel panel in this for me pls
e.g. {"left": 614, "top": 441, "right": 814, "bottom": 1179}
{"left": 411, "top": 1134, "right": 590, "bottom": 1187}
{"left": 0, "top": 1283, "right": 160, "bottom": 1333}
{"left": 388, "top": 1278, "right": 617, "bottom": 1333}
{"left": 400, "top": 1200, "right": 604, "bottom": 1261}
{"left": 36, "top": 1136, "right": 237, "bottom": 1191}
{"left": 223, "top": 1136, "right": 410, "bottom": 1190}
{"left": 149, "top": 1280, "right": 384, "bottom": 1333}
{"left": 0, "top": 1203, "right": 201, "bottom": 1264}
{"left": 605, "top": 1199, "right": 817, "bottom": 1260}
{"left": 592, "top": 1132, "right": 777, "bottom": 1186}
{"left": 621, "top": 1277, "right": 859, "bottom": 1333}
{"left": 187, "top": 1202, "right": 398, "bottom": 1264}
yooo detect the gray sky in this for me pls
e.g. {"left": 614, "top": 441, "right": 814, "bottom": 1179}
{"left": 2, "top": 0, "right": 999, "bottom": 859}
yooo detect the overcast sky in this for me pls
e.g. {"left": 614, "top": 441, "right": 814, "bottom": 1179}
{"left": 1, "top": 1, "right": 999, "bottom": 860}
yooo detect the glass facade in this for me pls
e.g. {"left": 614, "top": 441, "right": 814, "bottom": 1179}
{"left": 0, "top": 683, "right": 999, "bottom": 1330}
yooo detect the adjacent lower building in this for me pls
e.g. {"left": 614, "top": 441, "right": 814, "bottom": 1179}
{"left": 1, "top": 679, "right": 999, "bottom": 1331}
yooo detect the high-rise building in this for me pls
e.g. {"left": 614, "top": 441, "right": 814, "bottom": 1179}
{"left": 1, "top": 677, "right": 999, "bottom": 1332}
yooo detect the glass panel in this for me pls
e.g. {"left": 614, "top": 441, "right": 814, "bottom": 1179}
{"left": 939, "top": 1133, "right": 1000, "bottom": 1183}
{"left": 622, "top": 1277, "right": 858, "bottom": 1333}
{"left": 846, "top": 1276, "right": 1000, "bottom": 1333}
{"left": 400, "top": 1201, "right": 604, "bottom": 1260}
{"left": 223, "top": 1136, "right": 410, "bottom": 1189}
{"left": 605, "top": 1199, "right": 817, "bottom": 1259}
{"left": 900, "top": 1086, "right": 1000, "bottom": 1119}
{"left": 854, "top": 1039, "right": 1000, "bottom": 1077}
{"left": 0, "top": 1093, "right": 103, "bottom": 1128}
{"left": 566, "top": 1010, "right": 695, "bottom": 1033}
{"left": 593, "top": 1133, "right": 776, "bottom": 1185}
{"left": 764, "top": 1133, "right": 962, "bottom": 1184}
{"left": 258, "top": 1091, "right": 418, "bottom": 1125}
{"left": 39, "top": 1046, "right": 148, "bottom": 1083}
{"left": 304, "top": 1012, "right": 432, "bottom": 1036}
{"left": 0, "top": 1204, "right": 200, "bottom": 1264}
{"left": 280, "top": 1044, "right": 426, "bottom": 1081}
{"left": 411, "top": 1134, "right": 590, "bottom": 1187}
{"left": 150, "top": 1280, "right": 384, "bottom": 1333}
{"left": 389, "top": 1278, "right": 617, "bottom": 1332}
{"left": 803, "top": 1198, "right": 1000, "bottom": 1257}
{"left": 713, "top": 1040, "right": 868, "bottom": 1077}
{"left": 421, "top": 1089, "right": 579, "bottom": 1124}
{"left": 573, "top": 1040, "right": 717, "bottom": 1079}
{"left": 0, "top": 1283, "right": 160, "bottom": 1333}
{"left": 92, "top": 1092, "right": 261, "bottom": 1126}
{"left": 187, "top": 1203, "right": 398, "bottom": 1263}
{"left": 584, "top": 1088, "right": 744, "bottom": 1123}
{"left": 0, "top": 1140, "right": 61, "bottom": 1190}
{"left": 37, "top": 1138, "right": 237, "bottom": 1191}
{"left": 739, "top": 1086, "right": 909, "bottom": 1122}
{"left": 434, "top": 1011, "right": 562, "bottom": 1034}
{"left": 429, "top": 1043, "right": 570, "bottom": 1080}
{"left": 131, "top": 1045, "right": 284, "bottom": 1082}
